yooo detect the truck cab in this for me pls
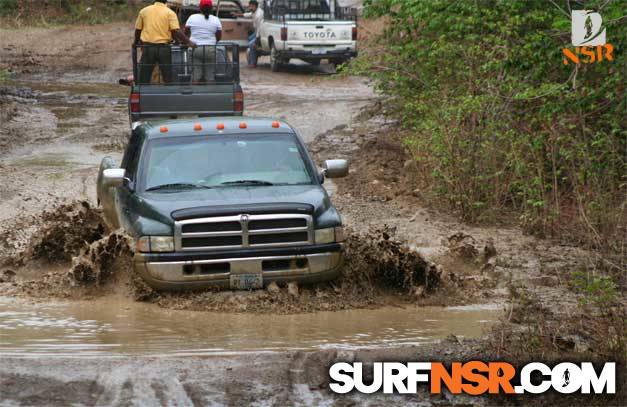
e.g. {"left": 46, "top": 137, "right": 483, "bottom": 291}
{"left": 97, "top": 117, "right": 348, "bottom": 290}
{"left": 258, "top": 0, "right": 358, "bottom": 71}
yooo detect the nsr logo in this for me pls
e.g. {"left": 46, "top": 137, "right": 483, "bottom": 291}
{"left": 563, "top": 10, "right": 614, "bottom": 65}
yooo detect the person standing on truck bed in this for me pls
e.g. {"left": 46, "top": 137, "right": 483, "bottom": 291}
{"left": 134, "top": 0, "right": 196, "bottom": 84}
{"left": 234, "top": 0, "right": 263, "bottom": 68}
{"left": 184, "top": 0, "right": 222, "bottom": 83}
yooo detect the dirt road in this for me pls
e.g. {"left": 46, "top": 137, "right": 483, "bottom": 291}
{"left": 0, "top": 22, "right": 372, "bottom": 223}
{"left": 0, "top": 23, "right": 614, "bottom": 405}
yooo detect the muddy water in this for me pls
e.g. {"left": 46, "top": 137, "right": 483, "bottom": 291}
{"left": 0, "top": 297, "right": 501, "bottom": 357}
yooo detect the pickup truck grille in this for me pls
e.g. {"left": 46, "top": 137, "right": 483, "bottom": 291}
{"left": 175, "top": 214, "right": 313, "bottom": 251}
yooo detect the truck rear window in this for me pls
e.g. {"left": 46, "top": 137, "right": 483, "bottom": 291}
{"left": 140, "top": 134, "right": 316, "bottom": 191}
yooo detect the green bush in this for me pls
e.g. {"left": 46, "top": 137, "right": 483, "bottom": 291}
{"left": 571, "top": 270, "right": 620, "bottom": 309}
{"left": 352, "top": 0, "right": 625, "bottom": 249}
{"left": 0, "top": 0, "right": 140, "bottom": 26}
{"left": 0, "top": 0, "right": 18, "bottom": 17}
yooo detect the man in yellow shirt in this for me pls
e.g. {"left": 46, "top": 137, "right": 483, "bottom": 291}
{"left": 134, "top": 0, "right": 196, "bottom": 83}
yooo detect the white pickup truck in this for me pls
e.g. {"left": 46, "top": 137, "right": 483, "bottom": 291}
{"left": 257, "top": 0, "right": 358, "bottom": 71}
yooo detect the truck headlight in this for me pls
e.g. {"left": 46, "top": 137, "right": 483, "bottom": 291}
{"left": 314, "top": 226, "right": 345, "bottom": 244}
{"left": 137, "top": 236, "right": 174, "bottom": 253}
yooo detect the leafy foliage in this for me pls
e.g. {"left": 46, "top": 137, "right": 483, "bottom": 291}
{"left": 571, "top": 270, "right": 620, "bottom": 309}
{"left": 0, "top": 0, "right": 140, "bottom": 26}
{"left": 351, "top": 0, "right": 625, "bottom": 248}
{"left": 0, "top": 0, "right": 18, "bottom": 17}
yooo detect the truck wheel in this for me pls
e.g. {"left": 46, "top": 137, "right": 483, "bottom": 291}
{"left": 270, "top": 44, "right": 281, "bottom": 72}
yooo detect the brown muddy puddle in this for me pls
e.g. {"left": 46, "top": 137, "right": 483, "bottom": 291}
{"left": 0, "top": 296, "right": 501, "bottom": 357}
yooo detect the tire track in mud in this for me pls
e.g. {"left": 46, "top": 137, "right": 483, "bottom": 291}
{"left": 93, "top": 365, "right": 195, "bottom": 406}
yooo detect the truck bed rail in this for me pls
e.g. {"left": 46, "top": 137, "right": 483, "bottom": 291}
{"left": 132, "top": 43, "right": 240, "bottom": 86}
{"left": 263, "top": 0, "right": 357, "bottom": 22}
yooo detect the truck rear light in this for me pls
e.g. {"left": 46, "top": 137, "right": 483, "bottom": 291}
{"left": 280, "top": 27, "right": 287, "bottom": 41}
{"left": 234, "top": 89, "right": 244, "bottom": 113}
{"left": 130, "top": 92, "right": 140, "bottom": 113}
{"left": 352, "top": 26, "right": 357, "bottom": 41}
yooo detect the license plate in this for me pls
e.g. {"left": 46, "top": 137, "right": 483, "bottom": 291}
{"left": 311, "top": 48, "right": 327, "bottom": 55}
{"left": 230, "top": 273, "right": 263, "bottom": 290}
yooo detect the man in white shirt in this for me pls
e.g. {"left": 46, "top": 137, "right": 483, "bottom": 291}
{"left": 235, "top": 0, "right": 263, "bottom": 67}
{"left": 185, "top": 0, "right": 223, "bottom": 82}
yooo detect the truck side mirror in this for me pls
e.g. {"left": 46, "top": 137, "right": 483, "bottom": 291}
{"left": 323, "top": 159, "right": 349, "bottom": 178}
{"left": 103, "top": 168, "right": 127, "bottom": 188}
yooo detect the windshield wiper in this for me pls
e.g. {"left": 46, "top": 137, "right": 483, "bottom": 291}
{"left": 220, "top": 180, "right": 275, "bottom": 186}
{"left": 145, "top": 183, "right": 212, "bottom": 191}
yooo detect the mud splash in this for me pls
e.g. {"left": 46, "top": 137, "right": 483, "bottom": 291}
{"left": 69, "top": 231, "right": 133, "bottom": 287}
{"left": 1, "top": 201, "right": 102, "bottom": 264}
{"left": 0, "top": 201, "right": 132, "bottom": 298}
{"left": 20, "top": 201, "right": 106, "bottom": 264}
{"left": 1, "top": 203, "right": 448, "bottom": 314}
{"left": 1, "top": 234, "right": 134, "bottom": 300}
{"left": 130, "top": 225, "right": 445, "bottom": 314}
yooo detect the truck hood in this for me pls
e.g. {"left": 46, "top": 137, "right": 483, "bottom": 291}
{"left": 137, "top": 184, "right": 331, "bottom": 222}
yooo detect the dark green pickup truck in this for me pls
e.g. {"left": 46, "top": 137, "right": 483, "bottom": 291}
{"left": 97, "top": 117, "right": 348, "bottom": 290}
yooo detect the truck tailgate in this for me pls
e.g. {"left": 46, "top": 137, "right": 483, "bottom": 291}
{"left": 286, "top": 21, "right": 354, "bottom": 45}
{"left": 138, "top": 84, "right": 236, "bottom": 116}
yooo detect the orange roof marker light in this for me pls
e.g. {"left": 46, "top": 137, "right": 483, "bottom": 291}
{"left": 272, "top": 121, "right": 280, "bottom": 128}
{"left": 239, "top": 122, "right": 248, "bottom": 129}
{"left": 216, "top": 123, "right": 225, "bottom": 130}
{"left": 160, "top": 126, "right": 168, "bottom": 133}
{"left": 193, "top": 123, "right": 202, "bottom": 131}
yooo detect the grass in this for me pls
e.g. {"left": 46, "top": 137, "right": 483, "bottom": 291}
{"left": 0, "top": 0, "right": 141, "bottom": 28}
{"left": 0, "top": 68, "right": 11, "bottom": 81}
{"left": 50, "top": 106, "right": 86, "bottom": 122}
{"left": 21, "top": 156, "right": 71, "bottom": 167}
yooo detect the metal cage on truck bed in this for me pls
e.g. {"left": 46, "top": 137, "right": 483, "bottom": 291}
{"left": 262, "top": 0, "right": 357, "bottom": 22}
{"left": 131, "top": 43, "right": 240, "bottom": 85}
{"left": 127, "top": 43, "right": 243, "bottom": 124}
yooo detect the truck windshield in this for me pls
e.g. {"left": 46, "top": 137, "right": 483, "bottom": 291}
{"left": 141, "top": 134, "right": 315, "bottom": 191}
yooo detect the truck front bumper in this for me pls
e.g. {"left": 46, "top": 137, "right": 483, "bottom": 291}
{"left": 135, "top": 243, "right": 343, "bottom": 290}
